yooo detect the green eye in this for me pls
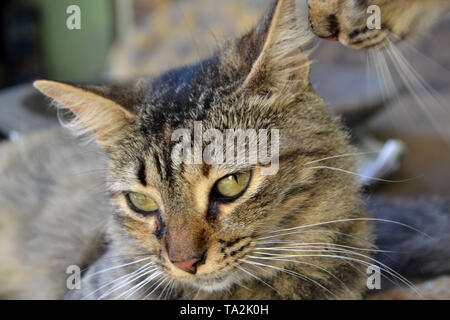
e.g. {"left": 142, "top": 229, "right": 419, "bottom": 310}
{"left": 127, "top": 192, "right": 158, "bottom": 213}
{"left": 215, "top": 172, "right": 251, "bottom": 198}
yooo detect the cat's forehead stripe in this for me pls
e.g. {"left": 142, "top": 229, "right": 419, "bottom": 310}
{"left": 137, "top": 159, "right": 147, "bottom": 187}
{"left": 201, "top": 163, "right": 211, "bottom": 177}
{"left": 154, "top": 153, "right": 164, "bottom": 179}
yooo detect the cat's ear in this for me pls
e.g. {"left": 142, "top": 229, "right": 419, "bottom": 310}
{"left": 221, "top": 0, "right": 311, "bottom": 94}
{"left": 33, "top": 80, "right": 136, "bottom": 150}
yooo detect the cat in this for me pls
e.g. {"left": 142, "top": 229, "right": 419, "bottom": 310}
{"left": 31, "top": 0, "right": 373, "bottom": 299}
{"left": 307, "top": 0, "right": 450, "bottom": 49}
{"left": 0, "top": 0, "right": 449, "bottom": 300}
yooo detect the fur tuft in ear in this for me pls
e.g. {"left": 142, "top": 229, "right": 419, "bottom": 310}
{"left": 34, "top": 80, "right": 136, "bottom": 150}
{"left": 221, "top": 0, "right": 313, "bottom": 95}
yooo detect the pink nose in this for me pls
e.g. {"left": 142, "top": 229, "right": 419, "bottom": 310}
{"left": 172, "top": 257, "right": 202, "bottom": 274}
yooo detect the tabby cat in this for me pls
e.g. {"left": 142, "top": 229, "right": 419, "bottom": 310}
{"left": 33, "top": 0, "right": 372, "bottom": 299}
{"left": 0, "top": 0, "right": 449, "bottom": 299}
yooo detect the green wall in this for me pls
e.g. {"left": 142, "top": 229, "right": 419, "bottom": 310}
{"left": 20, "top": 0, "right": 114, "bottom": 82}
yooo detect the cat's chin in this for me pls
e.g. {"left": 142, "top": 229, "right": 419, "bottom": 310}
{"left": 187, "top": 274, "right": 235, "bottom": 293}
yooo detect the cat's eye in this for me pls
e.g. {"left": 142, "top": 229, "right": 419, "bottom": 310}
{"left": 127, "top": 192, "right": 158, "bottom": 213}
{"left": 214, "top": 172, "right": 251, "bottom": 199}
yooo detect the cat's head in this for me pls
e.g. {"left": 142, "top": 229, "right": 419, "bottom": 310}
{"left": 307, "top": 0, "right": 448, "bottom": 49}
{"left": 35, "top": 0, "right": 366, "bottom": 296}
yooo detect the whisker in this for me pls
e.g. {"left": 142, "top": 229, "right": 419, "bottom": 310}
{"left": 157, "top": 278, "right": 173, "bottom": 300}
{"left": 81, "top": 262, "right": 154, "bottom": 299}
{"left": 366, "top": 46, "right": 416, "bottom": 134}
{"left": 142, "top": 274, "right": 169, "bottom": 300}
{"left": 259, "top": 229, "right": 377, "bottom": 249}
{"left": 193, "top": 286, "right": 202, "bottom": 300}
{"left": 168, "top": 279, "right": 176, "bottom": 300}
{"left": 132, "top": 273, "right": 165, "bottom": 300}
{"left": 81, "top": 253, "right": 154, "bottom": 266}
{"left": 249, "top": 253, "right": 405, "bottom": 294}
{"left": 306, "top": 165, "right": 420, "bottom": 183}
{"left": 240, "top": 258, "right": 336, "bottom": 297}
{"left": 83, "top": 256, "right": 153, "bottom": 280}
{"left": 383, "top": 37, "right": 450, "bottom": 142}
{"left": 303, "top": 151, "right": 380, "bottom": 166}
{"left": 387, "top": 36, "right": 450, "bottom": 112}
{"left": 234, "top": 264, "right": 279, "bottom": 295}
{"left": 368, "top": 45, "right": 404, "bottom": 106}
{"left": 249, "top": 252, "right": 421, "bottom": 297}
{"left": 253, "top": 245, "right": 413, "bottom": 289}
{"left": 260, "top": 217, "right": 430, "bottom": 238}
{"left": 244, "top": 255, "right": 352, "bottom": 295}
{"left": 118, "top": 270, "right": 162, "bottom": 300}
{"left": 233, "top": 277, "right": 252, "bottom": 292}
{"left": 257, "top": 242, "right": 393, "bottom": 253}
{"left": 162, "top": 279, "right": 175, "bottom": 300}
{"left": 99, "top": 267, "right": 158, "bottom": 300}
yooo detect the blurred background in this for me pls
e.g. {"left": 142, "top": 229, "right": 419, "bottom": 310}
{"left": 0, "top": 0, "right": 449, "bottom": 197}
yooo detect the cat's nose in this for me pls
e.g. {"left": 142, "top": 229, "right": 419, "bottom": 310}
{"left": 165, "top": 225, "right": 208, "bottom": 274}
{"left": 171, "top": 251, "right": 206, "bottom": 274}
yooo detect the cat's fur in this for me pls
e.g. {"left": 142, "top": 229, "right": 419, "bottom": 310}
{"left": 0, "top": 0, "right": 449, "bottom": 300}
{"left": 307, "top": 0, "right": 450, "bottom": 49}
{"left": 35, "top": 0, "right": 372, "bottom": 299}
{"left": 0, "top": 128, "right": 109, "bottom": 299}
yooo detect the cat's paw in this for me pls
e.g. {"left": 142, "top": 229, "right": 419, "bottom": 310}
{"left": 306, "top": 0, "right": 449, "bottom": 50}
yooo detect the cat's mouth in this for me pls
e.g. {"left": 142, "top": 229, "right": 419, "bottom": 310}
{"left": 187, "top": 273, "right": 235, "bottom": 292}
{"left": 157, "top": 253, "right": 237, "bottom": 292}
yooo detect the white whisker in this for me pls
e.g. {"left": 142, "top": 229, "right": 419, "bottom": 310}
{"left": 261, "top": 217, "right": 429, "bottom": 238}
{"left": 379, "top": 36, "right": 450, "bottom": 142}
{"left": 157, "top": 278, "right": 174, "bottom": 300}
{"left": 235, "top": 264, "right": 279, "bottom": 295}
{"left": 245, "top": 255, "right": 352, "bottom": 295}
{"left": 260, "top": 229, "right": 376, "bottom": 248}
{"left": 257, "top": 242, "right": 392, "bottom": 253}
{"left": 306, "top": 165, "right": 420, "bottom": 183}
{"left": 83, "top": 257, "right": 152, "bottom": 281}
{"left": 253, "top": 244, "right": 415, "bottom": 290}
{"left": 193, "top": 286, "right": 202, "bottom": 300}
{"left": 303, "top": 151, "right": 380, "bottom": 166}
{"left": 99, "top": 267, "right": 158, "bottom": 300}
{"left": 119, "top": 270, "right": 162, "bottom": 300}
{"left": 249, "top": 253, "right": 422, "bottom": 298}
{"left": 142, "top": 275, "right": 169, "bottom": 300}
{"left": 81, "top": 262, "right": 154, "bottom": 299}
{"left": 240, "top": 258, "right": 336, "bottom": 297}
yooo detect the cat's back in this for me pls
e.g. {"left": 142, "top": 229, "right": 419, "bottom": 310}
{"left": 0, "top": 127, "right": 110, "bottom": 299}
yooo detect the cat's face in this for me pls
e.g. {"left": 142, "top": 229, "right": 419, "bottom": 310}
{"left": 35, "top": 0, "right": 369, "bottom": 297}
{"left": 103, "top": 82, "right": 346, "bottom": 292}
{"left": 307, "top": 0, "right": 449, "bottom": 49}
